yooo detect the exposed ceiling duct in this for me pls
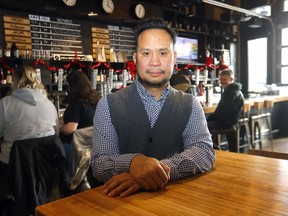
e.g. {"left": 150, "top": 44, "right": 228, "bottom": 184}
{"left": 244, "top": 0, "right": 274, "bottom": 10}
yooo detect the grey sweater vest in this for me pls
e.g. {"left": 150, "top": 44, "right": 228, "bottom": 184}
{"left": 107, "top": 83, "right": 192, "bottom": 160}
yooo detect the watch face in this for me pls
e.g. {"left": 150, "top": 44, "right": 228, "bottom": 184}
{"left": 135, "top": 4, "right": 145, "bottom": 19}
{"left": 102, "top": 0, "right": 114, "bottom": 14}
{"left": 62, "top": 0, "right": 76, "bottom": 6}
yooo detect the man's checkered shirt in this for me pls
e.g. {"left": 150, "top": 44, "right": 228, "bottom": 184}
{"left": 91, "top": 78, "right": 215, "bottom": 183}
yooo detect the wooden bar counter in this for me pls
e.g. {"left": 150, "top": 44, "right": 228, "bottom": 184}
{"left": 203, "top": 95, "right": 288, "bottom": 114}
{"left": 36, "top": 151, "right": 288, "bottom": 216}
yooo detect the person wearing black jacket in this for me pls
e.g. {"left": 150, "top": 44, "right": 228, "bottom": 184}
{"left": 207, "top": 69, "right": 244, "bottom": 131}
{"left": 170, "top": 69, "right": 193, "bottom": 94}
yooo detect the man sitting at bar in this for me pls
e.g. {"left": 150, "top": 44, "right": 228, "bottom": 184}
{"left": 206, "top": 69, "right": 244, "bottom": 146}
{"left": 91, "top": 18, "right": 215, "bottom": 198}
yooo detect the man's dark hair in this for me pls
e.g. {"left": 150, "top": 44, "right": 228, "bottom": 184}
{"left": 66, "top": 70, "right": 101, "bottom": 105}
{"left": 134, "top": 18, "right": 177, "bottom": 50}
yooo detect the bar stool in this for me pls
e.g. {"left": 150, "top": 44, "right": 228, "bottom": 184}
{"left": 263, "top": 98, "right": 274, "bottom": 151}
{"left": 211, "top": 127, "right": 239, "bottom": 152}
{"left": 249, "top": 100, "right": 264, "bottom": 149}
{"left": 211, "top": 102, "right": 251, "bottom": 153}
{"left": 238, "top": 101, "right": 251, "bottom": 151}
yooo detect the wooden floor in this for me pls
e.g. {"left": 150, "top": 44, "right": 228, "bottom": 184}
{"left": 219, "top": 136, "right": 288, "bottom": 153}
{"left": 260, "top": 136, "right": 288, "bottom": 153}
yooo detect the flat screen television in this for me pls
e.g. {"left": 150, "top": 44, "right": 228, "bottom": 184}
{"left": 175, "top": 36, "right": 198, "bottom": 63}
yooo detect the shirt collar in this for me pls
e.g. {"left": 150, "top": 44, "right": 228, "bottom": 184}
{"left": 134, "top": 77, "right": 171, "bottom": 101}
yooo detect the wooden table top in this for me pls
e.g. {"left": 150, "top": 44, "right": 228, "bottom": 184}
{"left": 36, "top": 151, "right": 288, "bottom": 216}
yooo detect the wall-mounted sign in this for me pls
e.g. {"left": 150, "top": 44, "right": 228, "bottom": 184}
{"left": 108, "top": 25, "right": 135, "bottom": 62}
{"left": 91, "top": 27, "right": 110, "bottom": 61}
{"left": 3, "top": 15, "right": 32, "bottom": 57}
{"left": 29, "top": 14, "right": 83, "bottom": 60}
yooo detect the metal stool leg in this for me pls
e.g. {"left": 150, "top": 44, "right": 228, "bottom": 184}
{"left": 239, "top": 121, "right": 250, "bottom": 153}
{"left": 255, "top": 121, "right": 262, "bottom": 149}
{"left": 249, "top": 118, "right": 256, "bottom": 149}
{"left": 226, "top": 129, "right": 240, "bottom": 153}
{"left": 266, "top": 113, "right": 274, "bottom": 151}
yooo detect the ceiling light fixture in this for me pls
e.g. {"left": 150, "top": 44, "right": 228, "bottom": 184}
{"left": 88, "top": 12, "right": 98, "bottom": 16}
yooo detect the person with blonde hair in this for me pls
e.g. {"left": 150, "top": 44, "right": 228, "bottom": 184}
{"left": 0, "top": 65, "right": 58, "bottom": 172}
{"left": 11, "top": 65, "right": 46, "bottom": 92}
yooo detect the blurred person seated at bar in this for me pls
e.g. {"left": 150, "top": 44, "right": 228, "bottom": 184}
{"left": 170, "top": 68, "right": 193, "bottom": 93}
{"left": 91, "top": 18, "right": 215, "bottom": 198}
{"left": 0, "top": 65, "right": 58, "bottom": 177}
{"left": 59, "top": 70, "right": 101, "bottom": 154}
{"left": 207, "top": 69, "right": 244, "bottom": 131}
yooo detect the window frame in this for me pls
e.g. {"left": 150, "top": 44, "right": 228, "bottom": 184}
{"left": 281, "top": 27, "right": 288, "bottom": 84}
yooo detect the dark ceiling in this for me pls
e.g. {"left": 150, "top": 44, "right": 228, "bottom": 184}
{"left": 0, "top": 0, "right": 218, "bottom": 19}
{"left": 0, "top": 0, "right": 209, "bottom": 25}
{"left": 0, "top": 0, "right": 269, "bottom": 24}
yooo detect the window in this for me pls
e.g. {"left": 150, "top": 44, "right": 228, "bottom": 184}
{"left": 281, "top": 67, "right": 288, "bottom": 84}
{"left": 281, "top": 47, "right": 288, "bottom": 65}
{"left": 251, "top": 5, "right": 271, "bottom": 16}
{"left": 247, "top": 38, "right": 267, "bottom": 92}
{"left": 285, "top": 0, "right": 288, "bottom": 12}
{"left": 282, "top": 28, "right": 288, "bottom": 45}
{"left": 281, "top": 28, "right": 288, "bottom": 84}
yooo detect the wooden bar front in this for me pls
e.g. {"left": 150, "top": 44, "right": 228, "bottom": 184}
{"left": 203, "top": 95, "right": 288, "bottom": 114}
{"left": 36, "top": 151, "right": 288, "bottom": 215}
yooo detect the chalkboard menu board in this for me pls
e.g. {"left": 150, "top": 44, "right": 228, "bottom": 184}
{"left": 29, "top": 14, "right": 83, "bottom": 60}
{"left": 108, "top": 25, "right": 135, "bottom": 61}
{"left": 3, "top": 13, "right": 137, "bottom": 62}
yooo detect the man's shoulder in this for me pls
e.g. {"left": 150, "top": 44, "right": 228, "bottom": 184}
{"left": 107, "top": 84, "right": 137, "bottom": 110}
{"left": 170, "top": 87, "right": 194, "bottom": 99}
{"left": 228, "top": 82, "right": 242, "bottom": 90}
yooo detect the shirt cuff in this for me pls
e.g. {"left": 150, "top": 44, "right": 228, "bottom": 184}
{"left": 161, "top": 158, "right": 179, "bottom": 181}
{"left": 114, "top": 153, "right": 141, "bottom": 174}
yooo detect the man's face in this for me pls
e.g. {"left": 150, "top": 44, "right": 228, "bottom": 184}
{"left": 133, "top": 29, "right": 177, "bottom": 88}
{"left": 219, "top": 74, "right": 233, "bottom": 89}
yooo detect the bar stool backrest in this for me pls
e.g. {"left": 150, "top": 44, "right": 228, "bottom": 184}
{"left": 242, "top": 101, "right": 251, "bottom": 119}
{"left": 69, "top": 126, "right": 93, "bottom": 191}
{"left": 243, "top": 102, "right": 251, "bottom": 113}
{"left": 254, "top": 100, "right": 264, "bottom": 111}
{"left": 264, "top": 99, "right": 274, "bottom": 113}
{"left": 264, "top": 99, "right": 274, "bottom": 108}
{"left": 0, "top": 135, "right": 67, "bottom": 215}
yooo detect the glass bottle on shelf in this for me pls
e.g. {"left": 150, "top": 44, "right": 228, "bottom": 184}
{"left": 51, "top": 68, "right": 58, "bottom": 83}
{"left": 10, "top": 42, "right": 19, "bottom": 58}
{"left": 1, "top": 68, "right": 6, "bottom": 84}
{"left": 4, "top": 43, "right": 10, "bottom": 58}
{"left": 0, "top": 45, "right": 2, "bottom": 58}
{"left": 97, "top": 70, "right": 101, "bottom": 82}
{"left": 6, "top": 70, "right": 12, "bottom": 84}
{"left": 91, "top": 69, "right": 97, "bottom": 90}
{"left": 100, "top": 70, "right": 104, "bottom": 82}
{"left": 122, "top": 69, "right": 128, "bottom": 87}
{"left": 113, "top": 70, "right": 118, "bottom": 81}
